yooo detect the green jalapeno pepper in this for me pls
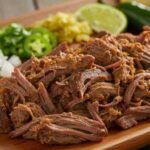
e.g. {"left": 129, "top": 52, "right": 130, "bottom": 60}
{"left": 22, "top": 34, "right": 52, "bottom": 58}
{"left": 0, "top": 24, "right": 57, "bottom": 59}
{"left": 31, "top": 27, "right": 57, "bottom": 48}
{"left": 118, "top": 1, "right": 150, "bottom": 30}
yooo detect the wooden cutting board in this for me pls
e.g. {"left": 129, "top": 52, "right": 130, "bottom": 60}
{"left": 0, "top": 0, "right": 150, "bottom": 149}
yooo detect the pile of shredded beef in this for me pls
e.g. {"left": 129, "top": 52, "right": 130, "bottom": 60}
{"left": 0, "top": 27, "right": 150, "bottom": 145}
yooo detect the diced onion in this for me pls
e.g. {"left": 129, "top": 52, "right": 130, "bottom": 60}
{"left": 0, "top": 50, "right": 22, "bottom": 77}
{"left": 0, "top": 60, "right": 14, "bottom": 77}
{"left": 8, "top": 55, "right": 22, "bottom": 67}
{"left": 0, "top": 58, "right": 5, "bottom": 68}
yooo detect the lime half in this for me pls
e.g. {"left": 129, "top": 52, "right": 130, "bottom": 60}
{"left": 74, "top": 4, "right": 127, "bottom": 34}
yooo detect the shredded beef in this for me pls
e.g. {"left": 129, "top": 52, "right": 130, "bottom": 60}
{"left": 38, "top": 82, "right": 57, "bottom": 114}
{"left": 82, "top": 37, "right": 123, "bottom": 66}
{"left": 112, "top": 56, "right": 135, "bottom": 85}
{"left": 85, "top": 82, "right": 118, "bottom": 101}
{"left": 48, "top": 42, "right": 69, "bottom": 56}
{"left": 124, "top": 72, "right": 150, "bottom": 106}
{"left": 116, "top": 106, "right": 150, "bottom": 129}
{"left": 0, "top": 27, "right": 150, "bottom": 145}
{"left": 10, "top": 102, "right": 45, "bottom": 128}
{"left": 13, "top": 68, "right": 40, "bottom": 103}
{"left": 10, "top": 113, "right": 107, "bottom": 144}
{"left": 0, "top": 96, "right": 12, "bottom": 133}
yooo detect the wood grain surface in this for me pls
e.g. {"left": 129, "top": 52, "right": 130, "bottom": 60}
{"left": 0, "top": 0, "right": 150, "bottom": 149}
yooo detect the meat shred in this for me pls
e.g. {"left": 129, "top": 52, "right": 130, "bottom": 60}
{"left": 0, "top": 27, "right": 150, "bottom": 145}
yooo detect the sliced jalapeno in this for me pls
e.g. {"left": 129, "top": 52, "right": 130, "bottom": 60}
{"left": 23, "top": 34, "right": 52, "bottom": 58}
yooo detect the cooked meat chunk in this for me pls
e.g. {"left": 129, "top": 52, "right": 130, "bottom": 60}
{"left": 38, "top": 82, "right": 57, "bottom": 114}
{"left": 68, "top": 68, "right": 112, "bottom": 99}
{"left": 116, "top": 106, "right": 150, "bottom": 129}
{"left": 10, "top": 113, "right": 107, "bottom": 144}
{"left": 123, "top": 43, "right": 150, "bottom": 69}
{"left": 116, "top": 33, "right": 136, "bottom": 43}
{"left": 66, "top": 69, "right": 112, "bottom": 110}
{"left": 23, "top": 53, "right": 95, "bottom": 86}
{"left": 137, "top": 30, "right": 150, "bottom": 46}
{"left": 0, "top": 78, "right": 27, "bottom": 103}
{"left": 13, "top": 68, "right": 40, "bottom": 103}
{"left": 124, "top": 72, "right": 150, "bottom": 106}
{"left": 82, "top": 38, "right": 123, "bottom": 66}
{"left": 87, "top": 102, "right": 108, "bottom": 133}
{"left": 0, "top": 96, "right": 12, "bottom": 133}
{"left": 49, "top": 42, "right": 69, "bottom": 56}
{"left": 99, "top": 106, "right": 122, "bottom": 128}
{"left": 133, "top": 77, "right": 150, "bottom": 100}
{"left": 85, "top": 82, "right": 118, "bottom": 101}
{"left": 112, "top": 56, "right": 135, "bottom": 85}
{"left": 10, "top": 103, "right": 45, "bottom": 128}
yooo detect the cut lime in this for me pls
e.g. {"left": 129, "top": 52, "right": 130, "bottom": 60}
{"left": 74, "top": 4, "right": 127, "bottom": 34}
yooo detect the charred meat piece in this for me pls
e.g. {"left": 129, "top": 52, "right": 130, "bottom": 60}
{"left": 82, "top": 38, "right": 123, "bottom": 66}
{"left": 10, "top": 113, "right": 107, "bottom": 144}
{"left": 116, "top": 106, "right": 150, "bottom": 129}
{"left": 10, "top": 102, "right": 45, "bottom": 128}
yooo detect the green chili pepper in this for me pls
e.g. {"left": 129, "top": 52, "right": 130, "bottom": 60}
{"left": 0, "top": 24, "right": 57, "bottom": 59}
{"left": 118, "top": 1, "right": 150, "bottom": 30}
{"left": 0, "top": 23, "right": 30, "bottom": 56}
{"left": 31, "top": 27, "right": 57, "bottom": 48}
{"left": 22, "top": 34, "right": 52, "bottom": 58}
